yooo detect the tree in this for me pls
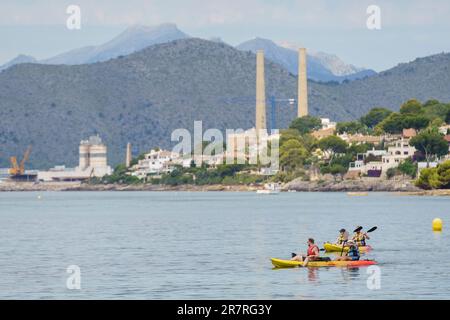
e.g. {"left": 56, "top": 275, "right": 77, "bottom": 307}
{"left": 336, "top": 121, "right": 368, "bottom": 134}
{"left": 410, "top": 127, "right": 448, "bottom": 166}
{"left": 403, "top": 114, "right": 431, "bottom": 130}
{"left": 318, "top": 136, "right": 348, "bottom": 161}
{"left": 386, "top": 167, "right": 398, "bottom": 180}
{"left": 415, "top": 160, "right": 450, "bottom": 189}
{"left": 378, "top": 113, "right": 430, "bottom": 133}
{"left": 279, "top": 139, "right": 309, "bottom": 172}
{"left": 321, "top": 163, "right": 347, "bottom": 181}
{"left": 436, "top": 160, "right": 450, "bottom": 188}
{"left": 398, "top": 158, "right": 417, "bottom": 178}
{"left": 400, "top": 99, "right": 423, "bottom": 115}
{"left": 289, "top": 116, "right": 322, "bottom": 135}
{"left": 280, "top": 129, "right": 303, "bottom": 146}
{"left": 415, "top": 167, "right": 442, "bottom": 189}
{"left": 360, "top": 107, "right": 393, "bottom": 128}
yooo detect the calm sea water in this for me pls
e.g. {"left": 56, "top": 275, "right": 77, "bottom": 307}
{"left": 0, "top": 191, "right": 448, "bottom": 299}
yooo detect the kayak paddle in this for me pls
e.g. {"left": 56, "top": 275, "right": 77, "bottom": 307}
{"left": 340, "top": 240, "right": 347, "bottom": 257}
{"left": 354, "top": 226, "right": 377, "bottom": 233}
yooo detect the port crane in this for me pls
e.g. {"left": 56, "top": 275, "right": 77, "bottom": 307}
{"left": 9, "top": 145, "right": 32, "bottom": 176}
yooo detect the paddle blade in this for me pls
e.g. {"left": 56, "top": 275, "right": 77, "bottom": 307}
{"left": 353, "top": 226, "right": 363, "bottom": 233}
{"left": 367, "top": 226, "right": 378, "bottom": 233}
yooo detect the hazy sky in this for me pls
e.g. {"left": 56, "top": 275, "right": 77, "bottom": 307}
{"left": 1, "top": 0, "right": 450, "bottom": 71}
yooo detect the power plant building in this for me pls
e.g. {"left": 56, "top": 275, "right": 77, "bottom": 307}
{"left": 37, "top": 135, "right": 112, "bottom": 182}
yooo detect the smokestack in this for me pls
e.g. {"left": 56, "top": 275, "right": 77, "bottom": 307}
{"left": 125, "top": 142, "right": 132, "bottom": 168}
{"left": 255, "top": 50, "right": 266, "bottom": 132}
{"left": 298, "top": 48, "right": 308, "bottom": 117}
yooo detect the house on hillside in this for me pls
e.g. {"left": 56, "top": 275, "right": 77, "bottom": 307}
{"left": 402, "top": 128, "right": 417, "bottom": 139}
{"left": 320, "top": 118, "right": 337, "bottom": 130}
{"left": 131, "top": 149, "right": 181, "bottom": 179}
{"left": 338, "top": 133, "right": 383, "bottom": 145}
{"left": 311, "top": 127, "right": 335, "bottom": 140}
{"left": 347, "top": 138, "right": 416, "bottom": 178}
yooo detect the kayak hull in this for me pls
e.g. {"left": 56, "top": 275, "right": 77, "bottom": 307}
{"left": 323, "top": 242, "right": 372, "bottom": 253}
{"left": 271, "top": 258, "right": 377, "bottom": 268}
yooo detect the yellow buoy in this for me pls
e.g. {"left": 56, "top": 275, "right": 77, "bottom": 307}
{"left": 432, "top": 218, "right": 443, "bottom": 231}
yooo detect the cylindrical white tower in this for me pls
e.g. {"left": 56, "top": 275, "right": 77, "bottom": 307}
{"left": 298, "top": 48, "right": 308, "bottom": 117}
{"left": 255, "top": 50, "right": 266, "bottom": 132}
{"left": 79, "top": 143, "right": 90, "bottom": 170}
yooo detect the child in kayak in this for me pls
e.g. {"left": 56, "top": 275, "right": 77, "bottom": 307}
{"left": 352, "top": 226, "right": 370, "bottom": 246}
{"left": 336, "top": 228, "right": 349, "bottom": 245}
{"left": 291, "top": 238, "right": 320, "bottom": 266}
{"left": 335, "top": 240, "right": 360, "bottom": 261}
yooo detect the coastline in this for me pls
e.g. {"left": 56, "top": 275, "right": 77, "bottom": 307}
{"left": 0, "top": 179, "right": 449, "bottom": 195}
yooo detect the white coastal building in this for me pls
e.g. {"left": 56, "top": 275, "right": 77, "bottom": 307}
{"left": 320, "top": 118, "right": 337, "bottom": 130}
{"left": 348, "top": 138, "right": 416, "bottom": 177}
{"left": 131, "top": 149, "right": 181, "bottom": 178}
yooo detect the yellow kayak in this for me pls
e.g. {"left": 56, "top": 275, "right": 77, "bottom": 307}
{"left": 323, "top": 242, "right": 372, "bottom": 253}
{"left": 271, "top": 258, "right": 376, "bottom": 268}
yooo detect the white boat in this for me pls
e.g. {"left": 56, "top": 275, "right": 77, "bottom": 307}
{"left": 256, "top": 183, "right": 281, "bottom": 194}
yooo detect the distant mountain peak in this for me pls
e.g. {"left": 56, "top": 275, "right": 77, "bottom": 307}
{"left": 42, "top": 23, "right": 190, "bottom": 65}
{"left": 121, "top": 22, "right": 182, "bottom": 35}
{"left": 0, "top": 54, "right": 37, "bottom": 71}
{"left": 236, "top": 38, "right": 375, "bottom": 82}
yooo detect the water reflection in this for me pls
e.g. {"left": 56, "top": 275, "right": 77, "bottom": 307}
{"left": 307, "top": 267, "right": 318, "bottom": 282}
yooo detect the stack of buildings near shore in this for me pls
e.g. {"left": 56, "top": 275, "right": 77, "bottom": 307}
{"left": 309, "top": 120, "right": 450, "bottom": 179}
{"left": 4, "top": 45, "right": 450, "bottom": 185}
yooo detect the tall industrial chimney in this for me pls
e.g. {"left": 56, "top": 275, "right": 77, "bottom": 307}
{"left": 255, "top": 50, "right": 267, "bottom": 132}
{"left": 298, "top": 48, "right": 308, "bottom": 117}
{"left": 125, "top": 142, "right": 132, "bottom": 168}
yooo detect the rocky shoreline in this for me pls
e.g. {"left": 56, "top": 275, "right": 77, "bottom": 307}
{"left": 0, "top": 181, "right": 260, "bottom": 192}
{"left": 282, "top": 176, "right": 421, "bottom": 192}
{"left": 0, "top": 179, "right": 449, "bottom": 195}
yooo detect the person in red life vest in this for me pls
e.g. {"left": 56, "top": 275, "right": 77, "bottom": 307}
{"left": 291, "top": 238, "right": 320, "bottom": 266}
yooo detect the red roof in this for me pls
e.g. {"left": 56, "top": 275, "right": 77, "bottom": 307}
{"left": 403, "top": 128, "right": 417, "bottom": 138}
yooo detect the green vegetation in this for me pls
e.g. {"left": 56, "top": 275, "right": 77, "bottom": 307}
{"left": 386, "top": 158, "right": 418, "bottom": 179}
{"left": 415, "top": 160, "right": 450, "bottom": 189}
{"left": 152, "top": 164, "right": 267, "bottom": 186}
{"left": 360, "top": 107, "right": 393, "bottom": 128}
{"left": 289, "top": 116, "right": 322, "bottom": 135}
{"left": 398, "top": 158, "right": 418, "bottom": 178}
{"left": 318, "top": 136, "right": 348, "bottom": 161}
{"left": 409, "top": 127, "right": 449, "bottom": 165}
{"left": 102, "top": 164, "right": 141, "bottom": 184}
{"left": 100, "top": 98, "right": 449, "bottom": 189}
{"left": 336, "top": 121, "right": 369, "bottom": 134}
{"left": 375, "top": 100, "right": 450, "bottom": 134}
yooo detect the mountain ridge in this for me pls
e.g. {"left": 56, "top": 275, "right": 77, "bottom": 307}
{"left": 1, "top": 24, "right": 374, "bottom": 83}
{"left": 1, "top": 38, "right": 450, "bottom": 169}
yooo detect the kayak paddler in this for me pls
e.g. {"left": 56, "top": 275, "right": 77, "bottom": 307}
{"left": 291, "top": 238, "right": 320, "bottom": 267}
{"left": 335, "top": 240, "right": 360, "bottom": 261}
{"left": 352, "top": 226, "right": 370, "bottom": 246}
{"left": 336, "top": 228, "right": 349, "bottom": 245}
